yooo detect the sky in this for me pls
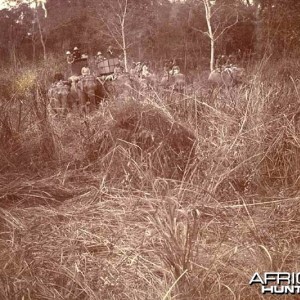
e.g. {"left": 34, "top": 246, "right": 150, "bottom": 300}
{"left": 0, "top": 1, "right": 26, "bottom": 9}
{"left": 0, "top": 0, "right": 254, "bottom": 10}
{"left": 0, "top": 0, "right": 10, "bottom": 9}
{"left": 0, "top": 0, "right": 47, "bottom": 9}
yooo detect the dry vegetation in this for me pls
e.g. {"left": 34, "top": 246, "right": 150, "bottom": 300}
{"left": 1, "top": 57, "right": 300, "bottom": 300}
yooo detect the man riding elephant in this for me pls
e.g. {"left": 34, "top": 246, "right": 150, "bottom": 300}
{"left": 171, "top": 66, "right": 186, "bottom": 93}
{"left": 138, "top": 63, "right": 159, "bottom": 90}
{"left": 161, "top": 65, "right": 186, "bottom": 93}
{"left": 215, "top": 55, "right": 227, "bottom": 71}
{"left": 208, "top": 66, "right": 245, "bottom": 88}
{"left": 129, "top": 62, "right": 142, "bottom": 78}
{"left": 72, "top": 47, "right": 82, "bottom": 61}
{"left": 76, "top": 67, "right": 106, "bottom": 114}
{"left": 66, "top": 51, "right": 74, "bottom": 64}
{"left": 48, "top": 73, "right": 72, "bottom": 115}
{"left": 95, "top": 51, "right": 106, "bottom": 64}
{"left": 107, "top": 45, "right": 114, "bottom": 58}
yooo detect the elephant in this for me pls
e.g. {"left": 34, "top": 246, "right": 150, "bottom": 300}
{"left": 172, "top": 73, "right": 186, "bottom": 93}
{"left": 129, "top": 62, "right": 142, "bottom": 78}
{"left": 106, "top": 73, "right": 134, "bottom": 100}
{"left": 129, "top": 62, "right": 154, "bottom": 84}
{"left": 76, "top": 74, "right": 106, "bottom": 114}
{"left": 47, "top": 80, "right": 72, "bottom": 115}
{"left": 161, "top": 72, "right": 186, "bottom": 93}
{"left": 208, "top": 66, "right": 245, "bottom": 88}
{"left": 136, "top": 73, "right": 159, "bottom": 91}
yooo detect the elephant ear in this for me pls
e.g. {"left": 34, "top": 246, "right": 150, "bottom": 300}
{"left": 48, "top": 87, "right": 56, "bottom": 98}
{"left": 57, "top": 84, "right": 70, "bottom": 95}
{"left": 55, "top": 84, "right": 61, "bottom": 93}
{"left": 95, "top": 77, "right": 101, "bottom": 88}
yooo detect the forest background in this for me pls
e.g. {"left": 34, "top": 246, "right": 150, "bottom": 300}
{"left": 1, "top": 0, "right": 300, "bottom": 71}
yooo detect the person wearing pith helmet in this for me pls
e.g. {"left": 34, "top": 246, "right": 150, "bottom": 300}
{"left": 66, "top": 51, "right": 73, "bottom": 64}
{"left": 107, "top": 46, "right": 113, "bottom": 57}
{"left": 72, "top": 47, "right": 81, "bottom": 61}
{"left": 96, "top": 51, "right": 106, "bottom": 62}
{"left": 172, "top": 65, "right": 180, "bottom": 74}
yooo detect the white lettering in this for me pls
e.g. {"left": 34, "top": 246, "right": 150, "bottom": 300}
{"left": 249, "top": 272, "right": 264, "bottom": 285}
{"left": 250, "top": 273, "right": 300, "bottom": 294}
{"left": 264, "top": 272, "right": 278, "bottom": 285}
{"left": 262, "top": 285, "right": 300, "bottom": 295}
{"left": 284, "top": 286, "right": 295, "bottom": 294}
{"left": 275, "top": 286, "right": 287, "bottom": 294}
{"left": 294, "top": 286, "right": 300, "bottom": 293}
{"left": 262, "top": 286, "right": 274, "bottom": 294}
{"left": 277, "top": 272, "right": 290, "bottom": 284}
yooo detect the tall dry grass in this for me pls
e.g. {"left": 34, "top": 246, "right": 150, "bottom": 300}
{"left": 0, "top": 57, "right": 300, "bottom": 299}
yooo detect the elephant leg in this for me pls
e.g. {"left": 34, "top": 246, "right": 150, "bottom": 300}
{"left": 95, "top": 84, "right": 106, "bottom": 106}
{"left": 51, "top": 98, "right": 59, "bottom": 115}
{"left": 57, "top": 95, "right": 63, "bottom": 114}
{"left": 57, "top": 95, "right": 65, "bottom": 115}
{"left": 78, "top": 91, "right": 88, "bottom": 115}
{"left": 69, "top": 91, "right": 78, "bottom": 113}
{"left": 48, "top": 89, "right": 59, "bottom": 115}
{"left": 61, "top": 94, "right": 69, "bottom": 115}
{"left": 87, "top": 93, "right": 96, "bottom": 112}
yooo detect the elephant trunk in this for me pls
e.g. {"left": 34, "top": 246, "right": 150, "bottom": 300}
{"left": 77, "top": 75, "right": 99, "bottom": 114}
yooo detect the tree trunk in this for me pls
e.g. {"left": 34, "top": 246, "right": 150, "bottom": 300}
{"left": 121, "top": 0, "right": 128, "bottom": 72}
{"left": 203, "top": 0, "right": 214, "bottom": 71}
{"left": 121, "top": 25, "right": 128, "bottom": 72}
{"left": 35, "top": 0, "right": 47, "bottom": 60}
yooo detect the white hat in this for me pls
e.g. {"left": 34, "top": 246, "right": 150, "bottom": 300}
{"left": 66, "top": 51, "right": 71, "bottom": 55}
{"left": 97, "top": 51, "right": 102, "bottom": 55}
{"left": 74, "top": 47, "right": 79, "bottom": 51}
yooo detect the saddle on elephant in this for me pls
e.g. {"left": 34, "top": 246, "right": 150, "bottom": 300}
{"left": 95, "top": 57, "right": 120, "bottom": 76}
{"left": 78, "top": 75, "right": 98, "bottom": 85}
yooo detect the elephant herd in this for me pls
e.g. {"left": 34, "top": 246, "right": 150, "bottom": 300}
{"left": 47, "top": 63, "right": 246, "bottom": 116}
{"left": 48, "top": 71, "right": 109, "bottom": 115}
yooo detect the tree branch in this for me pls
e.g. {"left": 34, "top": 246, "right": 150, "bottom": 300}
{"left": 215, "top": 12, "right": 239, "bottom": 41}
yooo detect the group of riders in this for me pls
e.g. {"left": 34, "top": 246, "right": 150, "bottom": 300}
{"left": 48, "top": 47, "right": 243, "bottom": 116}
{"left": 66, "top": 46, "right": 115, "bottom": 65}
{"left": 65, "top": 45, "right": 238, "bottom": 76}
{"left": 215, "top": 54, "right": 238, "bottom": 72}
{"left": 50, "top": 44, "right": 240, "bottom": 92}
{"left": 50, "top": 45, "right": 185, "bottom": 87}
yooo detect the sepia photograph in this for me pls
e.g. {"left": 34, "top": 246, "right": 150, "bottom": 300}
{"left": 0, "top": 0, "right": 299, "bottom": 299}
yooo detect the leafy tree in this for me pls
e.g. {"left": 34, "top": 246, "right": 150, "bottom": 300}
{"left": 0, "top": 3, "right": 33, "bottom": 66}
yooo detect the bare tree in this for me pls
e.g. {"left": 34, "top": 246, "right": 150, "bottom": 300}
{"left": 203, "top": 0, "right": 214, "bottom": 71}
{"left": 95, "top": 0, "right": 130, "bottom": 72}
{"left": 192, "top": 0, "right": 239, "bottom": 71}
{"left": 34, "top": 0, "right": 46, "bottom": 60}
